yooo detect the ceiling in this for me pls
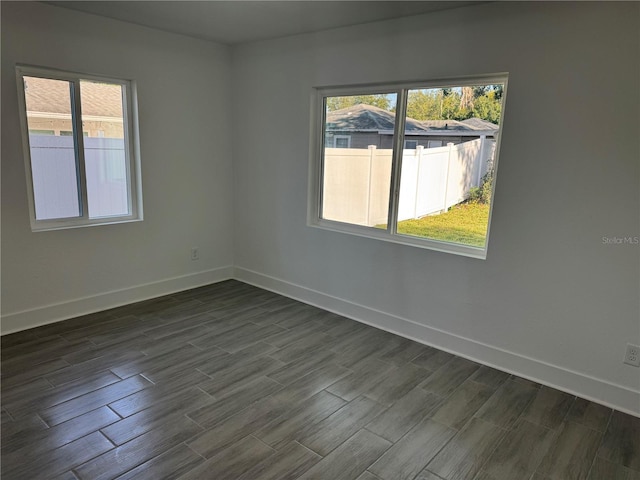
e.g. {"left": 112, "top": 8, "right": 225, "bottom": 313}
{"left": 48, "top": 1, "right": 483, "bottom": 46}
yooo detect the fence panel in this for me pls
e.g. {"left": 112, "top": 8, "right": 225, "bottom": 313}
{"left": 398, "top": 150, "right": 420, "bottom": 221}
{"left": 444, "top": 138, "right": 482, "bottom": 210}
{"left": 28, "top": 135, "right": 128, "bottom": 220}
{"left": 84, "top": 138, "right": 129, "bottom": 218}
{"left": 323, "top": 148, "right": 374, "bottom": 225}
{"left": 320, "top": 136, "right": 495, "bottom": 227}
{"left": 368, "top": 148, "right": 393, "bottom": 226}
{"left": 30, "top": 135, "right": 79, "bottom": 220}
{"left": 414, "top": 146, "right": 450, "bottom": 218}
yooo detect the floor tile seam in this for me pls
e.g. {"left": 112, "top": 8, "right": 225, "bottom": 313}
{"left": 142, "top": 324, "right": 216, "bottom": 341}
{"left": 362, "top": 425, "right": 395, "bottom": 444}
{"left": 146, "top": 303, "right": 217, "bottom": 326}
{"left": 469, "top": 372, "right": 510, "bottom": 391}
{"left": 2, "top": 359, "right": 72, "bottom": 387}
{"left": 465, "top": 378, "right": 537, "bottom": 431}
{"left": 418, "top": 469, "right": 448, "bottom": 480}
{"left": 248, "top": 433, "right": 278, "bottom": 454}
{"left": 33, "top": 373, "right": 137, "bottom": 415}
{"left": 507, "top": 384, "right": 544, "bottom": 430}
{"left": 184, "top": 391, "right": 268, "bottom": 431}
{"left": 194, "top": 367, "right": 215, "bottom": 380}
{"left": 102, "top": 407, "right": 202, "bottom": 445}
{"left": 530, "top": 394, "right": 579, "bottom": 432}
{"left": 283, "top": 394, "right": 384, "bottom": 453}
{"left": 434, "top": 420, "right": 510, "bottom": 480}
{"left": 4, "top": 406, "right": 121, "bottom": 457}
{"left": 532, "top": 413, "right": 610, "bottom": 480}
{"left": 72, "top": 430, "right": 161, "bottom": 480}
{"left": 525, "top": 425, "right": 563, "bottom": 480}
{"left": 584, "top": 408, "right": 615, "bottom": 479}
{"left": 9, "top": 430, "right": 115, "bottom": 480}
{"left": 374, "top": 347, "right": 429, "bottom": 368}
{"left": 369, "top": 408, "right": 452, "bottom": 450}
{"left": 412, "top": 423, "right": 460, "bottom": 480}
{"left": 39, "top": 374, "right": 152, "bottom": 423}
{"left": 362, "top": 471, "right": 385, "bottom": 480}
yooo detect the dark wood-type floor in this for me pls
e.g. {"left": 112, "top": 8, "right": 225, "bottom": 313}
{"left": 2, "top": 280, "right": 639, "bottom": 480}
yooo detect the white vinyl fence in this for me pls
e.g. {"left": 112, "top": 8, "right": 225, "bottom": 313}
{"left": 323, "top": 137, "right": 495, "bottom": 227}
{"left": 29, "top": 135, "right": 129, "bottom": 220}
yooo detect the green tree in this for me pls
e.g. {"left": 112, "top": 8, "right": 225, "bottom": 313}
{"left": 473, "top": 86, "right": 488, "bottom": 98}
{"left": 470, "top": 91, "right": 502, "bottom": 124}
{"left": 489, "top": 84, "right": 504, "bottom": 100}
{"left": 440, "top": 90, "right": 461, "bottom": 120}
{"left": 405, "top": 85, "right": 503, "bottom": 124}
{"left": 326, "top": 95, "right": 391, "bottom": 112}
{"left": 406, "top": 90, "right": 440, "bottom": 120}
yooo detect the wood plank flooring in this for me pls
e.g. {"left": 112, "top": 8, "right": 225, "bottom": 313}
{"left": 2, "top": 280, "right": 639, "bottom": 480}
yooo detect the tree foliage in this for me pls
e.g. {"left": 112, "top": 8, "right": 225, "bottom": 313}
{"left": 326, "top": 95, "right": 391, "bottom": 112}
{"left": 406, "top": 85, "right": 503, "bottom": 124}
{"left": 325, "top": 86, "right": 504, "bottom": 124}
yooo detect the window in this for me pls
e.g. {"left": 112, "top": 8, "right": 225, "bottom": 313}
{"left": 333, "top": 135, "right": 351, "bottom": 148}
{"left": 16, "top": 65, "right": 142, "bottom": 231}
{"left": 308, "top": 75, "right": 507, "bottom": 259}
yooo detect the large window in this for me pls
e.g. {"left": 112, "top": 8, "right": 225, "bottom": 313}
{"left": 16, "top": 66, "right": 142, "bottom": 231}
{"left": 308, "top": 75, "right": 507, "bottom": 259}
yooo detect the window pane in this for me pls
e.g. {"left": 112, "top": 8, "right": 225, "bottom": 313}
{"left": 80, "top": 80, "right": 130, "bottom": 218}
{"left": 396, "top": 84, "right": 504, "bottom": 248}
{"left": 321, "top": 93, "right": 397, "bottom": 228}
{"left": 24, "top": 76, "right": 80, "bottom": 220}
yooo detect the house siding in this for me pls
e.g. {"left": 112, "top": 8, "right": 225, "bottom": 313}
{"left": 327, "top": 132, "right": 486, "bottom": 149}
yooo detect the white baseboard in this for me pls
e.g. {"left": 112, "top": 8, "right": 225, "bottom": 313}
{"left": 235, "top": 266, "right": 640, "bottom": 418}
{"left": 0, "top": 266, "right": 234, "bottom": 335}
{"left": 3, "top": 264, "right": 638, "bottom": 416}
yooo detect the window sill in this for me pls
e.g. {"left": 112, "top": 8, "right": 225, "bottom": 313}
{"left": 31, "top": 216, "right": 143, "bottom": 232}
{"left": 308, "top": 218, "right": 488, "bottom": 260}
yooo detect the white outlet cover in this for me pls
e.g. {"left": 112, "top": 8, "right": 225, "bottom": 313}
{"left": 624, "top": 343, "right": 640, "bottom": 367}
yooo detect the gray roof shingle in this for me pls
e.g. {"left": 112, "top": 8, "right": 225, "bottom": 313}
{"left": 326, "top": 104, "right": 498, "bottom": 134}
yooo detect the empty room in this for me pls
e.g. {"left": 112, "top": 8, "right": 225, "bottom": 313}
{"left": 1, "top": 1, "right": 639, "bottom": 479}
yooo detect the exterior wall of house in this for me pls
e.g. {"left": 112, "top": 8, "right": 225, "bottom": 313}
{"left": 392, "top": 135, "right": 470, "bottom": 149}
{"left": 327, "top": 132, "right": 485, "bottom": 149}
{"left": 325, "top": 131, "right": 382, "bottom": 148}
{"left": 26, "top": 116, "right": 124, "bottom": 138}
{"left": 232, "top": 2, "right": 640, "bottom": 413}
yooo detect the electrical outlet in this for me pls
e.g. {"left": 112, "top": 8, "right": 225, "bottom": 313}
{"left": 624, "top": 343, "right": 640, "bottom": 367}
{"left": 190, "top": 247, "right": 199, "bottom": 261}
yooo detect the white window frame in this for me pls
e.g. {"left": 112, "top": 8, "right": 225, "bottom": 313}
{"left": 16, "top": 65, "right": 143, "bottom": 232}
{"left": 307, "top": 74, "right": 508, "bottom": 260}
{"left": 333, "top": 135, "right": 351, "bottom": 148}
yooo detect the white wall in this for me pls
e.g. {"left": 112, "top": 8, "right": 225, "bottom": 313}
{"left": 231, "top": 2, "right": 640, "bottom": 413}
{"left": 1, "top": 2, "right": 235, "bottom": 331}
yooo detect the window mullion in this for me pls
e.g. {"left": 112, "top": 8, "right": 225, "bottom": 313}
{"left": 71, "top": 79, "right": 89, "bottom": 219}
{"left": 387, "top": 88, "right": 408, "bottom": 235}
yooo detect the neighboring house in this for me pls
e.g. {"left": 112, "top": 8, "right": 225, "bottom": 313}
{"left": 325, "top": 103, "right": 498, "bottom": 149}
{"left": 24, "top": 76, "right": 124, "bottom": 138}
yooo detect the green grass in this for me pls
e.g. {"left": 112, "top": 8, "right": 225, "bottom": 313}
{"left": 396, "top": 202, "right": 490, "bottom": 247}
